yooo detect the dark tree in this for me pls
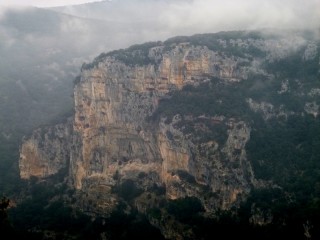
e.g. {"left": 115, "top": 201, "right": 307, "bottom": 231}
{"left": 0, "top": 197, "right": 12, "bottom": 234}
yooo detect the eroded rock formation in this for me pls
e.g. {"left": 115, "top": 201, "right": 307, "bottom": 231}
{"left": 20, "top": 32, "right": 319, "bottom": 219}
{"left": 20, "top": 42, "right": 255, "bottom": 214}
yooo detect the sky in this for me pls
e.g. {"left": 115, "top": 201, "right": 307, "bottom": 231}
{"left": 0, "top": 0, "right": 318, "bottom": 56}
{"left": 1, "top": 0, "right": 316, "bottom": 31}
{"left": 0, "top": 0, "right": 319, "bottom": 47}
{"left": 0, "top": 0, "right": 106, "bottom": 7}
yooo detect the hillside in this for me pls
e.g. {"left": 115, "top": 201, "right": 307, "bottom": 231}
{"left": 8, "top": 30, "right": 320, "bottom": 239}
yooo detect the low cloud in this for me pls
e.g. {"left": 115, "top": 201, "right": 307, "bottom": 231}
{"left": 0, "top": 0, "right": 319, "bottom": 81}
{"left": 0, "top": 0, "right": 106, "bottom": 8}
{"left": 51, "top": 0, "right": 320, "bottom": 44}
{"left": 158, "top": 0, "right": 320, "bottom": 35}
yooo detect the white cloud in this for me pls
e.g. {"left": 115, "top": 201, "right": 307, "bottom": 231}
{"left": 158, "top": 0, "right": 320, "bottom": 35}
{"left": 47, "top": 0, "right": 319, "bottom": 40}
{"left": 0, "top": 0, "right": 104, "bottom": 8}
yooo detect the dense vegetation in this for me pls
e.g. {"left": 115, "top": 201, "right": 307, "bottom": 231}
{"left": 87, "top": 41, "right": 162, "bottom": 68}
{"left": 83, "top": 30, "right": 274, "bottom": 70}
{"left": 3, "top": 179, "right": 165, "bottom": 239}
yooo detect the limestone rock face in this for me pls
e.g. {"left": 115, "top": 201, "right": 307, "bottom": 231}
{"left": 159, "top": 116, "right": 253, "bottom": 210}
{"left": 304, "top": 102, "right": 319, "bottom": 118}
{"left": 20, "top": 42, "right": 255, "bottom": 214}
{"left": 19, "top": 121, "right": 72, "bottom": 179}
{"left": 70, "top": 44, "right": 253, "bottom": 210}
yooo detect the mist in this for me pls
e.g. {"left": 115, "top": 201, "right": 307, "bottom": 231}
{"left": 0, "top": 0, "right": 319, "bottom": 138}
{"left": 53, "top": 0, "right": 320, "bottom": 39}
{"left": 0, "top": 1, "right": 320, "bottom": 239}
{"left": 1, "top": 0, "right": 319, "bottom": 62}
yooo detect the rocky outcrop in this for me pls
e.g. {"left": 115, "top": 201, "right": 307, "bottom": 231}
{"left": 304, "top": 101, "right": 319, "bottom": 117}
{"left": 19, "top": 120, "right": 72, "bottom": 179}
{"left": 21, "top": 31, "right": 319, "bottom": 219}
{"left": 159, "top": 115, "right": 253, "bottom": 210}
{"left": 68, "top": 43, "right": 255, "bottom": 213}
{"left": 20, "top": 42, "right": 255, "bottom": 215}
{"left": 246, "top": 98, "right": 290, "bottom": 120}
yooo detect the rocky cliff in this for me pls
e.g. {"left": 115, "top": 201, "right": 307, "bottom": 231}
{"left": 19, "top": 121, "right": 72, "bottom": 179}
{"left": 19, "top": 31, "right": 320, "bottom": 237}
{"left": 20, "top": 40, "right": 258, "bottom": 211}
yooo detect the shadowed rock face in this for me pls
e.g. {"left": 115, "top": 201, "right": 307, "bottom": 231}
{"left": 19, "top": 121, "right": 73, "bottom": 179}
{"left": 19, "top": 31, "right": 320, "bottom": 217}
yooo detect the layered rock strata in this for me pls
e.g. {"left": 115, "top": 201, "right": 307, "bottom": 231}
{"left": 20, "top": 43, "right": 255, "bottom": 213}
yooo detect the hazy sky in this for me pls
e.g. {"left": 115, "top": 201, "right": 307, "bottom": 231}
{"left": 0, "top": 0, "right": 105, "bottom": 7}
{"left": 1, "top": 0, "right": 319, "bottom": 32}
{"left": 1, "top": 0, "right": 319, "bottom": 47}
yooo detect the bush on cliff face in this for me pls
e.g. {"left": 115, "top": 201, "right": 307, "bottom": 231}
{"left": 82, "top": 41, "right": 163, "bottom": 70}
{"left": 166, "top": 197, "right": 204, "bottom": 224}
{"left": 153, "top": 77, "right": 252, "bottom": 123}
{"left": 112, "top": 179, "right": 143, "bottom": 202}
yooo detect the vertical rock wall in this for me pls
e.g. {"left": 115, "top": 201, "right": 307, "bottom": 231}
{"left": 20, "top": 43, "right": 254, "bottom": 212}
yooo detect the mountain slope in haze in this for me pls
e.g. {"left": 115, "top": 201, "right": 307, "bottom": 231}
{"left": 0, "top": 4, "right": 181, "bottom": 194}
{"left": 51, "top": 0, "right": 190, "bottom": 22}
{"left": 15, "top": 30, "right": 320, "bottom": 239}
{"left": 0, "top": 7, "right": 108, "bottom": 193}
{"left": 0, "top": 1, "right": 199, "bottom": 149}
